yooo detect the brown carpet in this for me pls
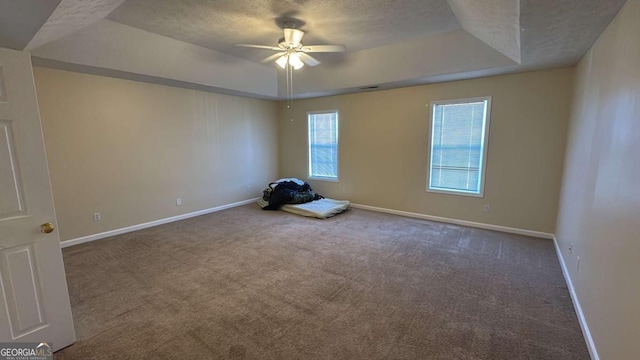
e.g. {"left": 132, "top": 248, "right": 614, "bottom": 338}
{"left": 56, "top": 204, "right": 589, "bottom": 359}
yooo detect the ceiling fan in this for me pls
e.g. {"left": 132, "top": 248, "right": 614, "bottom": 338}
{"left": 235, "top": 23, "right": 346, "bottom": 69}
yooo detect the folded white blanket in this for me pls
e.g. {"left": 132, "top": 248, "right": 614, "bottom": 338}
{"left": 257, "top": 198, "right": 350, "bottom": 219}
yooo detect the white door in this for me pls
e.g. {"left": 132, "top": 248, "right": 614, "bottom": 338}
{"left": 0, "top": 48, "right": 75, "bottom": 351}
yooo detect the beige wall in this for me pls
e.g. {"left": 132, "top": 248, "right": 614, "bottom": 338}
{"left": 279, "top": 68, "right": 574, "bottom": 233}
{"left": 556, "top": 0, "right": 640, "bottom": 358}
{"left": 34, "top": 67, "right": 278, "bottom": 241}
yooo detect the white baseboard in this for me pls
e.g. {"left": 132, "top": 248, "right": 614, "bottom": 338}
{"left": 350, "top": 203, "right": 554, "bottom": 239}
{"left": 552, "top": 236, "right": 599, "bottom": 360}
{"left": 60, "top": 198, "right": 258, "bottom": 248}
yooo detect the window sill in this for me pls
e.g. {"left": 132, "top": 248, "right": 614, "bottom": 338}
{"left": 309, "top": 176, "right": 339, "bottom": 183}
{"left": 426, "top": 187, "right": 484, "bottom": 198}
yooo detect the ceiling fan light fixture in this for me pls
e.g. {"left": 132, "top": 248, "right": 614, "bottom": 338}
{"left": 276, "top": 55, "right": 288, "bottom": 69}
{"left": 289, "top": 53, "right": 304, "bottom": 70}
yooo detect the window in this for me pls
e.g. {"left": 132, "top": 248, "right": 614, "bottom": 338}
{"left": 428, "top": 97, "right": 491, "bottom": 196}
{"left": 308, "top": 111, "right": 339, "bottom": 181}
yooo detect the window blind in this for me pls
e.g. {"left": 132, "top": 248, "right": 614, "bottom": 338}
{"left": 308, "top": 112, "right": 338, "bottom": 180}
{"left": 429, "top": 99, "right": 489, "bottom": 195}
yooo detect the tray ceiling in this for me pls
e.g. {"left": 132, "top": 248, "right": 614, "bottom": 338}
{"left": 0, "top": 0, "right": 628, "bottom": 99}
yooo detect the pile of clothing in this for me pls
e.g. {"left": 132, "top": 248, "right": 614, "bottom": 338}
{"left": 260, "top": 178, "right": 323, "bottom": 210}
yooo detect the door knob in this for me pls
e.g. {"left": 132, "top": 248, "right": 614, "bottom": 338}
{"left": 40, "top": 222, "right": 54, "bottom": 234}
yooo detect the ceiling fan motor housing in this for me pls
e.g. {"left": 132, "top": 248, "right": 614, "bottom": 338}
{"left": 283, "top": 28, "right": 305, "bottom": 47}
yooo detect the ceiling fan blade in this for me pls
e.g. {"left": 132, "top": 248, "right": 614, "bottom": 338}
{"left": 235, "top": 44, "right": 282, "bottom": 51}
{"left": 261, "top": 52, "right": 286, "bottom": 63}
{"left": 298, "top": 52, "right": 321, "bottom": 66}
{"left": 301, "top": 44, "right": 347, "bottom": 53}
{"left": 283, "top": 28, "right": 304, "bottom": 45}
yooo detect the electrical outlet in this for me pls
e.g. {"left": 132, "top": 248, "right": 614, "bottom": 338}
{"left": 176, "top": 197, "right": 182, "bottom": 206}
{"left": 93, "top": 212, "right": 101, "bottom": 221}
{"left": 245, "top": 185, "right": 251, "bottom": 192}
{"left": 568, "top": 243, "right": 573, "bottom": 255}
{"left": 576, "top": 256, "right": 581, "bottom": 272}
{"left": 483, "top": 204, "right": 490, "bottom": 213}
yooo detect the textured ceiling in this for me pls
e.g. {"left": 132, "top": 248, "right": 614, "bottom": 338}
{"left": 3, "top": 0, "right": 629, "bottom": 99}
{"left": 519, "top": 0, "right": 627, "bottom": 66}
{"left": 448, "top": 0, "right": 521, "bottom": 63}
{"left": 107, "top": 0, "right": 460, "bottom": 62}
{"left": 25, "top": 0, "right": 126, "bottom": 50}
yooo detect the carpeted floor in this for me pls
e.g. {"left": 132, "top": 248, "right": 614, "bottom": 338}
{"left": 55, "top": 204, "right": 589, "bottom": 359}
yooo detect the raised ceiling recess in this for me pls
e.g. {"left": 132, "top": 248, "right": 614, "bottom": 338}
{"left": 1, "top": 0, "right": 627, "bottom": 99}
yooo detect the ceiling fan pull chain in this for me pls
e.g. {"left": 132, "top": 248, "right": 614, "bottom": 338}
{"left": 289, "top": 64, "right": 294, "bottom": 108}
{"left": 287, "top": 63, "right": 294, "bottom": 120}
{"left": 286, "top": 61, "right": 289, "bottom": 108}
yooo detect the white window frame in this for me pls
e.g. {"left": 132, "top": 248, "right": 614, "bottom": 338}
{"left": 308, "top": 110, "right": 339, "bottom": 182}
{"left": 427, "top": 96, "right": 491, "bottom": 197}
